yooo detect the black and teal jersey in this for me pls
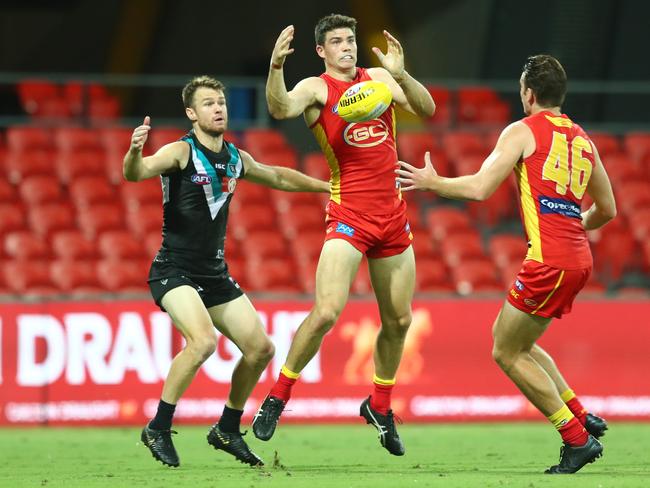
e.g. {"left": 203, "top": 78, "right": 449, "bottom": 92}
{"left": 154, "top": 130, "right": 244, "bottom": 277}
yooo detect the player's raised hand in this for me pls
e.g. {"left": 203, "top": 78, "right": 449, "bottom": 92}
{"left": 271, "top": 25, "right": 295, "bottom": 68}
{"left": 395, "top": 151, "right": 438, "bottom": 191}
{"left": 130, "top": 116, "right": 151, "bottom": 152}
{"left": 372, "top": 30, "right": 405, "bottom": 81}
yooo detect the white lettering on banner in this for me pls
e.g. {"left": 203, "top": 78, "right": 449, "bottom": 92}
{"left": 269, "top": 311, "right": 321, "bottom": 383}
{"left": 108, "top": 312, "right": 158, "bottom": 384}
{"left": 17, "top": 315, "right": 66, "bottom": 386}
{"left": 411, "top": 396, "right": 526, "bottom": 416}
{"left": 64, "top": 313, "right": 113, "bottom": 384}
{"left": 5, "top": 401, "right": 120, "bottom": 422}
{"left": 151, "top": 312, "right": 173, "bottom": 377}
{"left": 583, "top": 396, "right": 650, "bottom": 416}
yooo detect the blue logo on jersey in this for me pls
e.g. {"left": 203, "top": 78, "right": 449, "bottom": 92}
{"left": 405, "top": 222, "right": 411, "bottom": 233}
{"left": 332, "top": 104, "right": 339, "bottom": 115}
{"left": 335, "top": 222, "right": 355, "bottom": 236}
{"left": 191, "top": 174, "right": 212, "bottom": 185}
{"left": 515, "top": 279, "right": 524, "bottom": 291}
{"left": 538, "top": 196, "right": 581, "bottom": 219}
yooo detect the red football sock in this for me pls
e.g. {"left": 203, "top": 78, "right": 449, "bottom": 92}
{"left": 370, "top": 382, "right": 394, "bottom": 415}
{"left": 559, "top": 417, "right": 589, "bottom": 446}
{"left": 269, "top": 367, "right": 299, "bottom": 403}
{"left": 565, "top": 397, "right": 588, "bottom": 426}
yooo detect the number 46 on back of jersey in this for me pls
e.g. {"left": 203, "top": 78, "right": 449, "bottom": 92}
{"left": 542, "top": 131, "right": 593, "bottom": 199}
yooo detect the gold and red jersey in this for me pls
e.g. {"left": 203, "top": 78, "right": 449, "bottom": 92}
{"left": 309, "top": 67, "right": 404, "bottom": 216}
{"left": 515, "top": 111, "right": 595, "bottom": 269}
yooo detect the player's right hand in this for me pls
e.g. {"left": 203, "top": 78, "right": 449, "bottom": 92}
{"left": 130, "top": 116, "right": 151, "bottom": 152}
{"left": 271, "top": 25, "right": 295, "bottom": 68}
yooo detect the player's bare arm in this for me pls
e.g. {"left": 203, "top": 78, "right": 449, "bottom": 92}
{"left": 266, "top": 25, "right": 327, "bottom": 119}
{"left": 581, "top": 144, "right": 617, "bottom": 230}
{"left": 396, "top": 121, "right": 530, "bottom": 200}
{"left": 123, "top": 116, "right": 187, "bottom": 182}
{"left": 240, "top": 149, "right": 329, "bottom": 193}
{"left": 369, "top": 30, "right": 435, "bottom": 118}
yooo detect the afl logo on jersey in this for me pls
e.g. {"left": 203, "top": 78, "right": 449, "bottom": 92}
{"left": 191, "top": 174, "right": 212, "bottom": 185}
{"left": 343, "top": 119, "right": 389, "bottom": 148}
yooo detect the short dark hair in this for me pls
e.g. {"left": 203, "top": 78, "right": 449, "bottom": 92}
{"left": 314, "top": 14, "right": 357, "bottom": 45}
{"left": 521, "top": 55, "right": 567, "bottom": 107}
{"left": 181, "top": 75, "right": 225, "bottom": 108}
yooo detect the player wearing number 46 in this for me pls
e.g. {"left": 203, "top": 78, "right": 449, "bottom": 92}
{"left": 397, "top": 55, "right": 616, "bottom": 474}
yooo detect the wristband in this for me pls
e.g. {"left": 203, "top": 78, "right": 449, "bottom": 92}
{"left": 271, "top": 63, "right": 283, "bottom": 70}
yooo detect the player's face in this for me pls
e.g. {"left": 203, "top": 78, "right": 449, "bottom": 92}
{"left": 317, "top": 28, "right": 357, "bottom": 69}
{"left": 186, "top": 87, "right": 228, "bottom": 136}
{"left": 519, "top": 74, "right": 533, "bottom": 115}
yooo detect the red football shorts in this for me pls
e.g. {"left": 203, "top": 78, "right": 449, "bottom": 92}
{"left": 324, "top": 201, "right": 413, "bottom": 258}
{"left": 506, "top": 260, "right": 591, "bottom": 319}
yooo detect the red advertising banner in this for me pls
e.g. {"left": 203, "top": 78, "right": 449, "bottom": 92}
{"left": 1, "top": 298, "right": 648, "bottom": 425}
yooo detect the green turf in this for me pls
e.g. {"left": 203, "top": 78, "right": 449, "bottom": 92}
{"left": 0, "top": 423, "right": 648, "bottom": 487}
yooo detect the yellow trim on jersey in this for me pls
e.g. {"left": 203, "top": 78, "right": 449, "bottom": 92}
{"left": 311, "top": 123, "right": 340, "bottom": 204}
{"left": 373, "top": 375, "right": 396, "bottom": 386}
{"left": 514, "top": 161, "right": 543, "bottom": 262}
{"left": 391, "top": 106, "right": 403, "bottom": 201}
{"left": 531, "top": 270, "right": 565, "bottom": 315}
{"left": 544, "top": 114, "right": 573, "bottom": 128}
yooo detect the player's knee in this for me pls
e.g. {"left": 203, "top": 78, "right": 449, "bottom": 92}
{"left": 310, "top": 306, "right": 341, "bottom": 333}
{"left": 492, "top": 346, "right": 514, "bottom": 372}
{"left": 187, "top": 336, "right": 217, "bottom": 364}
{"left": 383, "top": 312, "right": 412, "bottom": 337}
{"left": 247, "top": 339, "right": 275, "bottom": 368}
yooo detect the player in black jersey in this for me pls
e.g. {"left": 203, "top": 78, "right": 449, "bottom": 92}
{"left": 124, "top": 76, "right": 329, "bottom": 468}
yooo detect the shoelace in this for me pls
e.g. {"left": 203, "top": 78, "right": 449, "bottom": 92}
{"left": 385, "top": 411, "right": 403, "bottom": 435}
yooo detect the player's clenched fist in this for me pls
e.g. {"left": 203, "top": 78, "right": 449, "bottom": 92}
{"left": 130, "top": 116, "right": 151, "bottom": 152}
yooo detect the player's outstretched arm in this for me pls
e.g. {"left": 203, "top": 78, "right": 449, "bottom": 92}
{"left": 123, "top": 116, "right": 186, "bottom": 182}
{"left": 240, "top": 150, "right": 329, "bottom": 193}
{"left": 370, "top": 30, "right": 435, "bottom": 118}
{"left": 266, "top": 25, "right": 322, "bottom": 119}
{"left": 396, "top": 122, "right": 527, "bottom": 200}
{"left": 581, "top": 145, "right": 617, "bottom": 230}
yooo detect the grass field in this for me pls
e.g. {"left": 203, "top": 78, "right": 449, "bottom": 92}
{"left": 1, "top": 423, "right": 649, "bottom": 487}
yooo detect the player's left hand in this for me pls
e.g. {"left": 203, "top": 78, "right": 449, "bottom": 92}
{"left": 395, "top": 151, "right": 438, "bottom": 191}
{"left": 372, "top": 30, "right": 406, "bottom": 82}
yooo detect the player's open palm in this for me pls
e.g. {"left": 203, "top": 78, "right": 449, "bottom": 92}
{"left": 272, "top": 25, "right": 295, "bottom": 68}
{"left": 396, "top": 151, "right": 438, "bottom": 191}
{"left": 131, "top": 116, "right": 151, "bottom": 152}
{"left": 372, "top": 30, "right": 405, "bottom": 80}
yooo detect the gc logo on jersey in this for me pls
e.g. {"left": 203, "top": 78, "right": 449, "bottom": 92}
{"left": 343, "top": 119, "right": 389, "bottom": 148}
{"left": 191, "top": 174, "right": 212, "bottom": 185}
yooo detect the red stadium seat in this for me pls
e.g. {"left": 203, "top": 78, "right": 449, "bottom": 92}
{"left": 120, "top": 179, "right": 162, "bottom": 210}
{"left": 0, "top": 203, "right": 27, "bottom": 235}
{"left": 415, "top": 257, "right": 454, "bottom": 292}
{"left": 589, "top": 132, "right": 621, "bottom": 157}
{"left": 228, "top": 203, "right": 277, "bottom": 239}
{"left": 489, "top": 233, "right": 527, "bottom": 269}
{"left": 442, "top": 131, "right": 487, "bottom": 161}
{"left": 499, "top": 261, "right": 523, "bottom": 289}
{"left": 290, "top": 230, "right": 324, "bottom": 265}
{"left": 4, "top": 231, "right": 49, "bottom": 260}
{"left": 271, "top": 191, "right": 324, "bottom": 213}
{"left": 6, "top": 127, "right": 53, "bottom": 152}
{"left": 426, "top": 85, "right": 452, "bottom": 126}
{"left": 88, "top": 97, "right": 121, "bottom": 123}
{"left": 230, "top": 180, "right": 271, "bottom": 207}
{"left": 452, "top": 258, "right": 502, "bottom": 295}
{"left": 0, "top": 178, "right": 17, "bottom": 203}
{"left": 19, "top": 175, "right": 65, "bottom": 206}
{"left": 398, "top": 131, "right": 440, "bottom": 161}
{"left": 69, "top": 176, "right": 116, "bottom": 208}
{"left": 97, "top": 126, "right": 133, "bottom": 155}
{"left": 98, "top": 231, "right": 146, "bottom": 260}
{"left": 592, "top": 230, "right": 639, "bottom": 280}
{"left": 241, "top": 230, "right": 290, "bottom": 260}
{"left": 50, "top": 260, "right": 102, "bottom": 294}
{"left": 126, "top": 204, "right": 162, "bottom": 237}
{"left": 302, "top": 152, "right": 330, "bottom": 181}
{"left": 604, "top": 153, "right": 644, "bottom": 186}
{"left": 623, "top": 132, "right": 650, "bottom": 163}
{"left": 54, "top": 127, "right": 103, "bottom": 153}
{"left": 96, "top": 259, "right": 149, "bottom": 292}
{"left": 457, "top": 87, "right": 499, "bottom": 124}
{"left": 148, "top": 127, "right": 187, "bottom": 152}
{"left": 425, "top": 206, "right": 473, "bottom": 241}
{"left": 78, "top": 203, "right": 125, "bottom": 237}
{"left": 55, "top": 148, "right": 107, "bottom": 183}
{"left": 6, "top": 148, "right": 56, "bottom": 183}
{"left": 28, "top": 203, "right": 76, "bottom": 238}
{"left": 405, "top": 203, "right": 424, "bottom": 232}
{"left": 440, "top": 231, "right": 486, "bottom": 267}
{"left": 411, "top": 235, "right": 439, "bottom": 259}
{"left": 475, "top": 101, "right": 511, "bottom": 126}
{"left": 281, "top": 204, "right": 326, "bottom": 238}
{"left": 615, "top": 181, "right": 650, "bottom": 217}
{"left": 630, "top": 208, "right": 650, "bottom": 242}
{"left": 260, "top": 147, "right": 299, "bottom": 169}
{"left": 51, "top": 230, "right": 98, "bottom": 260}
{"left": 17, "top": 80, "right": 60, "bottom": 113}
{"left": 241, "top": 128, "right": 289, "bottom": 154}
{"left": 245, "top": 257, "right": 302, "bottom": 293}
{"left": 466, "top": 180, "right": 517, "bottom": 226}
{"left": 3, "top": 260, "right": 57, "bottom": 295}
